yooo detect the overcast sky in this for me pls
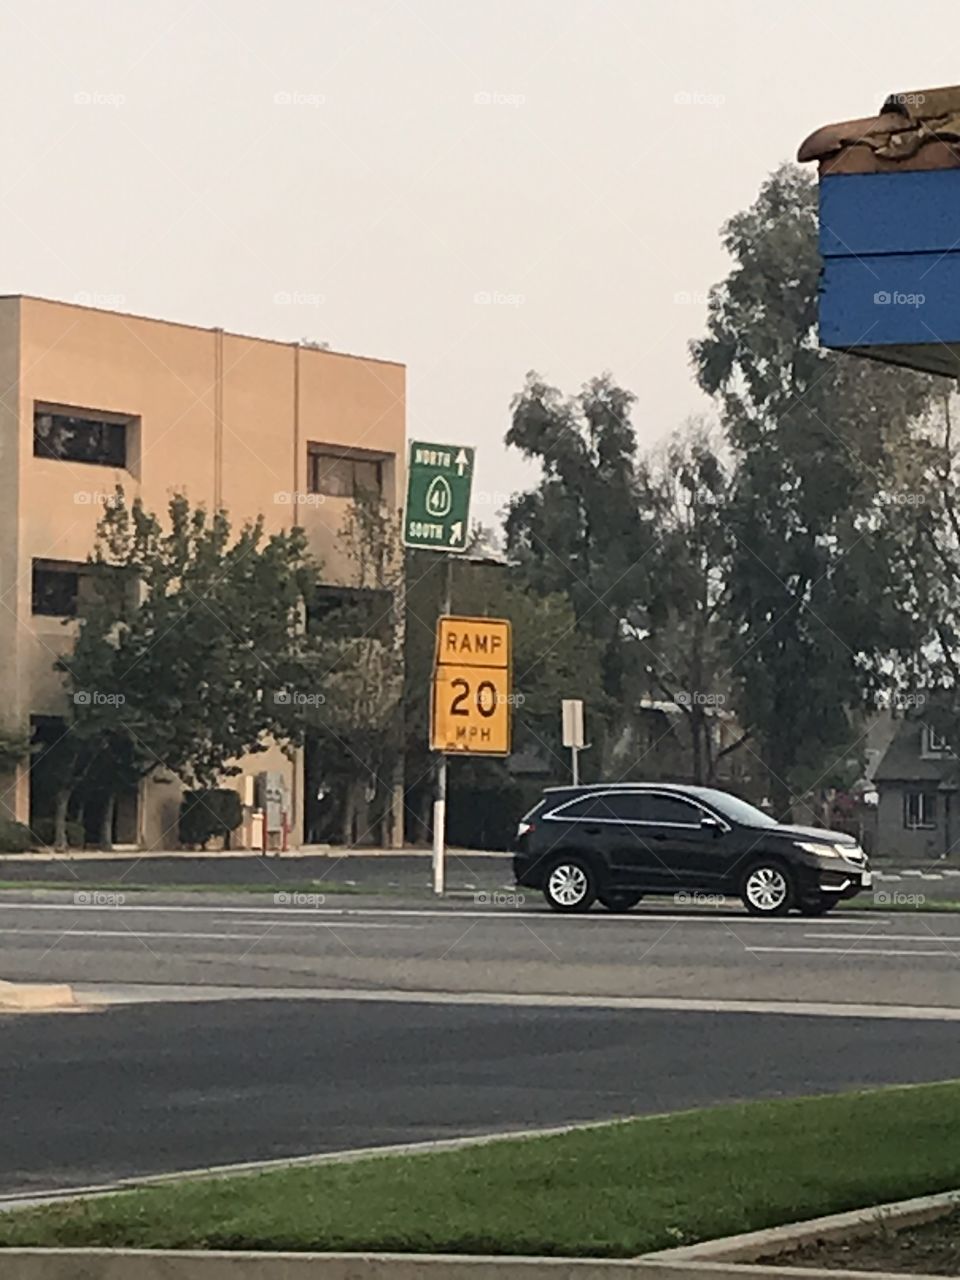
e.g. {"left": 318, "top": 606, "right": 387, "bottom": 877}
{"left": 2, "top": 0, "right": 956, "bottom": 508}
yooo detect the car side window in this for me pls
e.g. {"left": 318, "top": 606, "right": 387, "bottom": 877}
{"left": 553, "top": 795, "right": 621, "bottom": 820}
{"left": 643, "top": 795, "right": 704, "bottom": 826}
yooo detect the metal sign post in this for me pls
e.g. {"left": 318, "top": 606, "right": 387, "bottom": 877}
{"left": 561, "top": 699, "right": 585, "bottom": 785}
{"left": 402, "top": 439, "right": 477, "bottom": 895}
{"left": 429, "top": 611, "right": 512, "bottom": 895}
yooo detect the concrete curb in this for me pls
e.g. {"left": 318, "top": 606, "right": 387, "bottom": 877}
{"left": 0, "top": 981, "right": 77, "bottom": 1012}
{"left": 0, "top": 1253, "right": 954, "bottom": 1280}
{"left": 640, "top": 1188, "right": 960, "bottom": 1263}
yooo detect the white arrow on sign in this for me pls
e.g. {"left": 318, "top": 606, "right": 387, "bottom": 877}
{"left": 448, "top": 521, "right": 463, "bottom": 545}
{"left": 455, "top": 449, "right": 469, "bottom": 476}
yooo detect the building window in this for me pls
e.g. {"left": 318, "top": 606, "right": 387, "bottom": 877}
{"left": 32, "top": 561, "right": 81, "bottom": 617}
{"left": 922, "top": 725, "right": 951, "bottom": 756}
{"left": 34, "top": 406, "right": 130, "bottom": 467}
{"left": 307, "top": 447, "right": 384, "bottom": 499}
{"left": 904, "top": 791, "right": 937, "bottom": 830}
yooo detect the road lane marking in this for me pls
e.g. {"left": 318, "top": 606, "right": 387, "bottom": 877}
{"left": 748, "top": 945, "right": 958, "bottom": 958}
{"left": 0, "top": 924, "right": 418, "bottom": 940}
{"left": 808, "top": 932, "right": 960, "bottom": 943}
{"left": 0, "top": 901, "right": 896, "bottom": 927}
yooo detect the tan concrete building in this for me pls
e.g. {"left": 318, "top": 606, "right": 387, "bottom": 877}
{"left": 0, "top": 295, "right": 405, "bottom": 848}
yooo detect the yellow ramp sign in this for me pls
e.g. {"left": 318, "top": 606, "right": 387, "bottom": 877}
{"left": 430, "top": 616, "right": 512, "bottom": 755}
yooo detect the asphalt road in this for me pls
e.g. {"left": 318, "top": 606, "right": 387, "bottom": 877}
{"left": 1, "top": 997, "right": 959, "bottom": 1197}
{"left": 0, "top": 892, "right": 959, "bottom": 1007}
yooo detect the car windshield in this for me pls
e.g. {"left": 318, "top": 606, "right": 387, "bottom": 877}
{"left": 691, "top": 788, "right": 779, "bottom": 828}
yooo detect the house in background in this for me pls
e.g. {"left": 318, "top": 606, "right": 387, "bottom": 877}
{"left": 874, "top": 718, "right": 957, "bottom": 860}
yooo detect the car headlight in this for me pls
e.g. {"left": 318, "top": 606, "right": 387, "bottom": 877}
{"left": 796, "top": 841, "right": 847, "bottom": 859}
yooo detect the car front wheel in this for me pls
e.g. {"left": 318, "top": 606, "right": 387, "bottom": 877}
{"left": 543, "top": 856, "right": 598, "bottom": 913}
{"left": 741, "top": 862, "right": 794, "bottom": 916}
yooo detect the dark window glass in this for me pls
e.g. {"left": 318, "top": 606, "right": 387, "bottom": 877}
{"left": 554, "top": 795, "right": 619, "bottom": 820}
{"left": 904, "top": 792, "right": 937, "bottom": 830}
{"left": 307, "top": 449, "right": 383, "bottom": 499}
{"left": 32, "top": 563, "right": 79, "bottom": 617}
{"left": 34, "top": 410, "right": 128, "bottom": 467}
{"left": 642, "top": 795, "right": 703, "bottom": 825}
{"left": 307, "top": 586, "right": 393, "bottom": 644}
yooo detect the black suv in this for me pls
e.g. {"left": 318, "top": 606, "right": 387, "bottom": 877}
{"left": 513, "top": 783, "right": 872, "bottom": 916}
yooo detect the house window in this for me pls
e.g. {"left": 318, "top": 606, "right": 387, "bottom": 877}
{"left": 34, "top": 406, "right": 131, "bottom": 467}
{"left": 307, "top": 447, "right": 384, "bottom": 499}
{"left": 32, "top": 561, "right": 80, "bottom": 617}
{"left": 904, "top": 791, "right": 937, "bottom": 830}
{"left": 924, "top": 726, "right": 951, "bottom": 756}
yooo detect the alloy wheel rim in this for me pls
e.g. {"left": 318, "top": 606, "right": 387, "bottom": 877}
{"left": 746, "top": 866, "right": 788, "bottom": 911}
{"left": 549, "top": 863, "right": 588, "bottom": 906}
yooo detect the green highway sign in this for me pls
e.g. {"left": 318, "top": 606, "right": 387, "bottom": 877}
{"left": 403, "top": 440, "right": 475, "bottom": 552}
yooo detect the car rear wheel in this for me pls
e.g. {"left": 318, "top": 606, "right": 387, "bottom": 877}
{"left": 598, "top": 891, "right": 643, "bottom": 913}
{"left": 741, "top": 862, "right": 794, "bottom": 916}
{"left": 543, "top": 856, "right": 597, "bottom": 913}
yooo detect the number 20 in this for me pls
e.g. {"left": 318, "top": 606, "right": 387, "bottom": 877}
{"left": 450, "top": 677, "right": 497, "bottom": 718}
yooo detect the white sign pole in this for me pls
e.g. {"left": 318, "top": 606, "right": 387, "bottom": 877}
{"left": 432, "top": 556, "right": 454, "bottom": 896}
{"left": 561, "top": 699, "right": 585, "bottom": 786}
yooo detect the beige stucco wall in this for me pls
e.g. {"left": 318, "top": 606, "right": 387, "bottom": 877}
{"left": 1, "top": 295, "right": 405, "bottom": 847}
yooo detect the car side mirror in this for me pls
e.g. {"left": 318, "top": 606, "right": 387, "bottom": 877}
{"left": 700, "top": 815, "right": 722, "bottom": 835}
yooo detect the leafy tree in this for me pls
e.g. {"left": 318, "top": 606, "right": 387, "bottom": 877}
{"left": 303, "top": 490, "right": 405, "bottom": 846}
{"left": 504, "top": 373, "right": 664, "bottom": 771}
{"left": 631, "top": 423, "right": 745, "bottom": 783}
{"left": 51, "top": 491, "right": 326, "bottom": 848}
{"left": 692, "top": 163, "right": 941, "bottom": 817}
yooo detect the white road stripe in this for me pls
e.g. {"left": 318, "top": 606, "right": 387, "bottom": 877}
{"left": 0, "top": 924, "right": 417, "bottom": 940}
{"left": 808, "top": 932, "right": 960, "bottom": 944}
{"left": 748, "top": 945, "right": 958, "bottom": 958}
{"left": 0, "top": 901, "right": 890, "bottom": 926}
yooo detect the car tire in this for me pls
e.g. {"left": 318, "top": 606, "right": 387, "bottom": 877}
{"left": 741, "top": 861, "right": 795, "bottom": 917}
{"left": 799, "top": 897, "right": 835, "bottom": 917}
{"left": 598, "top": 891, "right": 643, "bottom": 913}
{"left": 543, "top": 855, "right": 598, "bottom": 913}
